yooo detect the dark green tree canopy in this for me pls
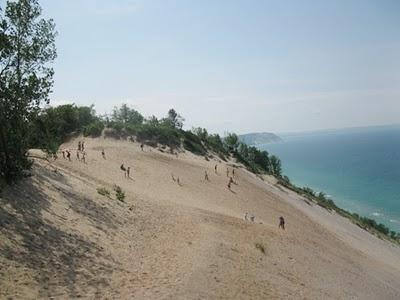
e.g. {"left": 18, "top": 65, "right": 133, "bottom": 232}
{"left": 164, "top": 108, "right": 184, "bottom": 129}
{"left": 1, "top": 0, "right": 57, "bottom": 110}
{"left": 0, "top": 0, "right": 57, "bottom": 183}
{"left": 224, "top": 133, "right": 239, "bottom": 151}
{"left": 112, "top": 103, "right": 144, "bottom": 125}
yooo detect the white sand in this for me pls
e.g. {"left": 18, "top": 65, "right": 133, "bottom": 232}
{"left": 1, "top": 136, "right": 399, "bottom": 299}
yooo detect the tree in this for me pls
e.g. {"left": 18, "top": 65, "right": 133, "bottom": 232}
{"left": 192, "top": 127, "right": 208, "bottom": 141}
{"left": 238, "top": 142, "right": 249, "bottom": 158}
{"left": 112, "top": 104, "right": 143, "bottom": 125}
{"left": 224, "top": 133, "right": 239, "bottom": 152}
{"left": 145, "top": 115, "right": 159, "bottom": 126}
{"left": 269, "top": 155, "right": 282, "bottom": 177}
{"left": 206, "top": 133, "right": 227, "bottom": 157}
{"left": 77, "top": 104, "right": 97, "bottom": 128}
{"left": 0, "top": 0, "right": 57, "bottom": 183}
{"left": 164, "top": 108, "right": 184, "bottom": 129}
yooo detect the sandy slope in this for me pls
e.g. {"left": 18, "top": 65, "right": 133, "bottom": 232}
{"left": 1, "top": 136, "right": 400, "bottom": 299}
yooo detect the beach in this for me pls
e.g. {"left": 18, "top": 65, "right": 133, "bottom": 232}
{"left": 1, "top": 136, "right": 400, "bottom": 299}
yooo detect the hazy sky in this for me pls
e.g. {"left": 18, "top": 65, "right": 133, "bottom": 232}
{"left": 14, "top": 0, "right": 400, "bottom": 133}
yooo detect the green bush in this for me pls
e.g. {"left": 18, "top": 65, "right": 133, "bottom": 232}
{"left": 113, "top": 185, "right": 125, "bottom": 202}
{"left": 83, "top": 121, "right": 104, "bottom": 137}
{"left": 29, "top": 104, "right": 101, "bottom": 154}
{"left": 182, "top": 131, "right": 207, "bottom": 155}
{"left": 135, "top": 124, "right": 181, "bottom": 148}
{"left": 97, "top": 187, "right": 110, "bottom": 197}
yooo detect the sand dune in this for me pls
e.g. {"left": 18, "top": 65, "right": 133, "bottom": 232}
{"left": 1, "top": 136, "right": 400, "bottom": 299}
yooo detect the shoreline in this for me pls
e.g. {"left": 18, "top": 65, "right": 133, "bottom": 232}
{"left": 283, "top": 176, "right": 400, "bottom": 234}
{"left": 261, "top": 175, "right": 400, "bottom": 272}
{"left": 261, "top": 127, "right": 400, "bottom": 236}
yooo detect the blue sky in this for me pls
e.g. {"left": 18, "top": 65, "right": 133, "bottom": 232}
{"left": 9, "top": 0, "right": 400, "bottom": 133}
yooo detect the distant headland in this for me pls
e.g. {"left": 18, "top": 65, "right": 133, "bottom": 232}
{"left": 238, "top": 132, "right": 283, "bottom": 146}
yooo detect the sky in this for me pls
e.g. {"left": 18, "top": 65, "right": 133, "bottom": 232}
{"left": 6, "top": 0, "right": 400, "bottom": 134}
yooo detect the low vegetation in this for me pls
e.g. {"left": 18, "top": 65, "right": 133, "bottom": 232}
{"left": 97, "top": 187, "right": 111, "bottom": 198}
{"left": 113, "top": 185, "right": 125, "bottom": 202}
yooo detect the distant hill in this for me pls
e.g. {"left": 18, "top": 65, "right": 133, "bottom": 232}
{"left": 238, "top": 132, "right": 282, "bottom": 145}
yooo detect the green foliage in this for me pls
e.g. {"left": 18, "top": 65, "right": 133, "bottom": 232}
{"left": 206, "top": 134, "right": 229, "bottom": 159}
{"left": 282, "top": 175, "right": 290, "bottom": 184}
{"left": 83, "top": 121, "right": 104, "bottom": 137}
{"left": 135, "top": 123, "right": 181, "bottom": 148}
{"left": 97, "top": 187, "right": 110, "bottom": 197}
{"left": 164, "top": 108, "right": 184, "bottom": 129}
{"left": 224, "top": 133, "right": 239, "bottom": 152}
{"left": 302, "top": 187, "right": 316, "bottom": 197}
{"left": 192, "top": 127, "right": 208, "bottom": 141}
{"left": 0, "top": 0, "right": 57, "bottom": 183}
{"left": 113, "top": 185, "right": 125, "bottom": 202}
{"left": 77, "top": 105, "right": 98, "bottom": 128}
{"left": 192, "top": 128, "right": 228, "bottom": 159}
{"left": 269, "top": 155, "right": 282, "bottom": 177}
{"left": 182, "top": 130, "right": 207, "bottom": 155}
{"left": 29, "top": 104, "right": 101, "bottom": 152}
{"left": 106, "top": 106, "right": 185, "bottom": 149}
{"left": 112, "top": 104, "right": 143, "bottom": 125}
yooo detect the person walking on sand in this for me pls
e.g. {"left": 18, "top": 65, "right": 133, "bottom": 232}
{"left": 76, "top": 150, "right": 80, "bottom": 161}
{"left": 232, "top": 168, "right": 235, "bottom": 177}
{"left": 127, "top": 167, "right": 130, "bottom": 178}
{"left": 62, "top": 150, "right": 65, "bottom": 159}
{"left": 120, "top": 164, "right": 127, "bottom": 177}
{"left": 81, "top": 141, "right": 85, "bottom": 151}
{"left": 279, "top": 216, "right": 285, "bottom": 230}
{"left": 227, "top": 177, "right": 233, "bottom": 189}
{"left": 66, "top": 150, "right": 71, "bottom": 161}
{"left": 204, "top": 170, "right": 209, "bottom": 181}
{"left": 140, "top": 143, "right": 144, "bottom": 151}
{"left": 214, "top": 164, "right": 218, "bottom": 174}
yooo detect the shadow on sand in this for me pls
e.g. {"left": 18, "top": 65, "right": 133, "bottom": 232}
{"left": 0, "top": 164, "right": 122, "bottom": 298}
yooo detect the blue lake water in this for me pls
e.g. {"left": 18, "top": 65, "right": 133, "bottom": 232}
{"left": 259, "top": 125, "right": 400, "bottom": 232}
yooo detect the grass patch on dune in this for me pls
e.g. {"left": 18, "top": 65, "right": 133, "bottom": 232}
{"left": 113, "top": 185, "right": 125, "bottom": 202}
{"left": 97, "top": 187, "right": 111, "bottom": 198}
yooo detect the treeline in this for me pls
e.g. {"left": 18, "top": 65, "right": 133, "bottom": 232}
{"left": 278, "top": 177, "right": 400, "bottom": 242}
{"left": 28, "top": 103, "right": 282, "bottom": 178}
{"left": 192, "top": 129, "right": 282, "bottom": 176}
{"left": 29, "top": 105, "right": 103, "bottom": 153}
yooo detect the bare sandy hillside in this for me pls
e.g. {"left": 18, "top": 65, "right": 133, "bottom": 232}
{"left": 1, "top": 136, "right": 400, "bottom": 299}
